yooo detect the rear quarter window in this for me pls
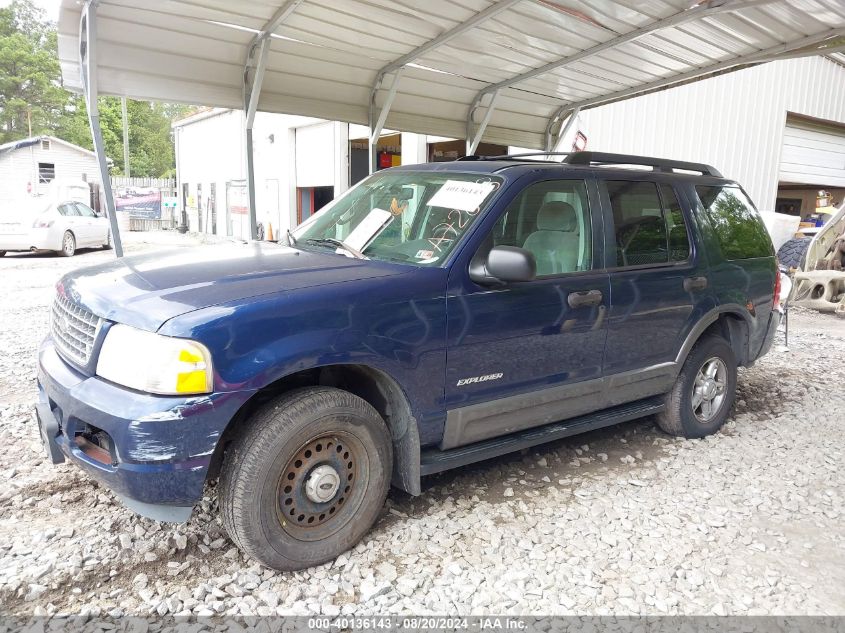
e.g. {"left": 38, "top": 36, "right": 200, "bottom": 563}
{"left": 695, "top": 185, "right": 773, "bottom": 260}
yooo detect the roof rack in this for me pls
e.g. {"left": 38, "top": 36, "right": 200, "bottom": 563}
{"left": 563, "top": 151, "right": 723, "bottom": 177}
{"left": 456, "top": 152, "right": 567, "bottom": 162}
{"left": 457, "top": 151, "right": 723, "bottom": 178}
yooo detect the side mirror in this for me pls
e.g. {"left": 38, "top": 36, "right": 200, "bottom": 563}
{"left": 470, "top": 245, "right": 536, "bottom": 285}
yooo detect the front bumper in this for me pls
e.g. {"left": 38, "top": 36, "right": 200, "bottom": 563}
{"left": 36, "top": 339, "right": 254, "bottom": 522}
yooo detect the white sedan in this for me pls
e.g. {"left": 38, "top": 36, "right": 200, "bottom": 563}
{"left": 0, "top": 199, "right": 111, "bottom": 257}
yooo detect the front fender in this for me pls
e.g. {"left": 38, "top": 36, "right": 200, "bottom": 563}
{"left": 158, "top": 270, "right": 449, "bottom": 442}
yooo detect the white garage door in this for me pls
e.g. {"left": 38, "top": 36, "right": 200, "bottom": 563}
{"left": 779, "top": 118, "right": 845, "bottom": 187}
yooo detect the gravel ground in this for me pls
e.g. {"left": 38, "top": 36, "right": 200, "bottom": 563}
{"left": 0, "top": 234, "right": 843, "bottom": 617}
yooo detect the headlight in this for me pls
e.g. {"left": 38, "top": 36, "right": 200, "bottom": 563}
{"left": 96, "top": 324, "right": 213, "bottom": 395}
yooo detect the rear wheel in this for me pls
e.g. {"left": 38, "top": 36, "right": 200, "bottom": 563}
{"left": 59, "top": 231, "right": 76, "bottom": 257}
{"left": 219, "top": 387, "right": 392, "bottom": 571}
{"left": 657, "top": 335, "right": 737, "bottom": 438}
{"left": 777, "top": 236, "right": 811, "bottom": 270}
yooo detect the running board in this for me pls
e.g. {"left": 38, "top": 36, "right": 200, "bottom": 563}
{"left": 420, "top": 397, "right": 665, "bottom": 476}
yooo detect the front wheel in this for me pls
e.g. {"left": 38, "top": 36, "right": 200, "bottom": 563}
{"left": 59, "top": 231, "right": 76, "bottom": 257}
{"left": 219, "top": 387, "right": 392, "bottom": 571}
{"left": 657, "top": 335, "right": 737, "bottom": 438}
{"left": 103, "top": 230, "right": 112, "bottom": 250}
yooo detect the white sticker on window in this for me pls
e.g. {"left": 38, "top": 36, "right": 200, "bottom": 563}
{"left": 343, "top": 208, "right": 393, "bottom": 251}
{"left": 428, "top": 180, "right": 496, "bottom": 212}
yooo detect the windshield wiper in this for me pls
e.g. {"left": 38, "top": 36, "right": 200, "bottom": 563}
{"left": 304, "top": 238, "right": 367, "bottom": 259}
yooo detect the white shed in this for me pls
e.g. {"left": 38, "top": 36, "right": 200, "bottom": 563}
{"left": 0, "top": 136, "right": 108, "bottom": 206}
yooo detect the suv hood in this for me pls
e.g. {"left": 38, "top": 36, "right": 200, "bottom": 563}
{"left": 60, "top": 242, "right": 407, "bottom": 331}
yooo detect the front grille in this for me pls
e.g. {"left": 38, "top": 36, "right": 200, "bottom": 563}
{"left": 51, "top": 294, "right": 102, "bottom": 367}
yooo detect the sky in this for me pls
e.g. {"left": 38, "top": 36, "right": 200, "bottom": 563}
{"left": 1, "top": 0, "right": 60, "bottom": 21}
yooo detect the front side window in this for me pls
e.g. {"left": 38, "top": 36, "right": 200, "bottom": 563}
{"left": 488, "top": 179, "right": 592, "bottom": 276}
{"left": 660, "top": 184, "right": 691, "bottom": 262}
{"left": 605, "top": 180, "right": 691, "bottom": 267}
{"left": 695, "top": 185, "right": 773, "bottom": 260}
{"left": 57, "top": 203, "right": 79, "bottom": 217}
{"left": 294, "top": 171, "right": 503, "bottom": 266}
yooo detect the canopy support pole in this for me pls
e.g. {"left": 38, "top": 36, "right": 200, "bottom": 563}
{"left": 466, "top": 89, "right": 500, "bottom": 156}
{"left": 243, "top": 36, "right": 270, "bottom": 240}
{"left": 368, "top": 68, "right": 404, "bottom": 174}
{"left": 544, "top": 107, "right": 579, "bottom": 154}
{"left": 79, "top": 1, "right": 123, "bottom": 258}
{"left": 242, "top": 0, "right": 303, "bottom": 239}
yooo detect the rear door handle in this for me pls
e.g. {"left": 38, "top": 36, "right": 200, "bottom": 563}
{"left": 568, "top": 289, "right": 603, "bottom": 308}
{"left": 684, "top": 276, "right": 708, "bottom": 292}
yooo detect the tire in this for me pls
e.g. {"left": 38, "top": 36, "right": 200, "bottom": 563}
{"left": 657, "top": 335, "right": 737, "bottom": 439}
{"left": 777, "top": 236, "right": 811, "bottom": 270}
{"left": 103, "top": 230, "right": 112, "bottom": 250}
{"left": 219, "top": 387, "right": 392, "bottom": 571}
{"left": 59, "top": 231, "right": 76, "bottom": 257}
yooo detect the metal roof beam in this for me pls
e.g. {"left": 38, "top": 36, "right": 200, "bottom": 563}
{"left": 376, "top": 0, "right": 525, "bottom": 81}
{"left": 257, "top": 0, "right": 304, "bottom": 39}
{"left": 478, "top": 0, "right": 777, "bottom": 98}
{"left": 466, "top": 0, "right": 778, "bottom": 147}
{"left": 556, "top": 27, "right": 845, "bottom": 114}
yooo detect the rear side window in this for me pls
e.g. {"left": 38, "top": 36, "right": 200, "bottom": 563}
{"left": 57, "top": 203, "right": 79, "bottom": 217}
{"left": 74, "top": 203, "right": 96, "bottom": 218}
{"left": 695, "top": 185, "right": 773, "bottom": 260}
{"left": 604, "top": 181, "right": 691, "bottom": 267}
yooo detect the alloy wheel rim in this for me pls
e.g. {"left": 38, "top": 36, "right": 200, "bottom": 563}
{"left": 692, "top": 356, "right": 727, "bottom": 422}
{"left": 64, "top": 234, "right": 74, "bottom": 254}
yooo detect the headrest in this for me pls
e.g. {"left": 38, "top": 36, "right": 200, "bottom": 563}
{"left": 537, "top": 201, "right": 577, "bottom": 231}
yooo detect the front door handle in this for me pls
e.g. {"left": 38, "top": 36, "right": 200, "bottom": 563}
{"left": 684, "top": 276, "right": 708, "bottom": 292}
{"left": 568, "top": 289, "right": 603, "bottom": 308}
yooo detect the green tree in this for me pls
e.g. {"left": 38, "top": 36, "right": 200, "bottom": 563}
{"left": 0, "top": 0, "right": 66, "bottom": 142}
{"left": 58, "top": 96, "right": 191, "bottom": 177}
{"left": 1, "top": 0, "right": 195, "bottom": 176}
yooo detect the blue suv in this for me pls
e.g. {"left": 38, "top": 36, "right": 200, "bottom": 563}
{"left": 36, "top": 152, "right": 781, "bottom": 570}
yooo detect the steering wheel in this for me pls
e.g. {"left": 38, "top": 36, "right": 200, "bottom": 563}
{"left": 431, "top": 222, "right": 459, "bottom": 242}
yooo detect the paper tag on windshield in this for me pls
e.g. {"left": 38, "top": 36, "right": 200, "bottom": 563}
{"left": 344, "top": 208, "right": 393, "bottom": 251}
{"left": 428, "top": 180, "right": 496, "bottom": 212}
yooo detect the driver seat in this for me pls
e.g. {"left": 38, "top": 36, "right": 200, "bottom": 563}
{"left": 522, "top": 201, "right": 579, "bottom": 275}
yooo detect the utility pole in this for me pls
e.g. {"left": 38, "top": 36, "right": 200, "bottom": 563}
{"left": 121, "top": 97, "right": 130, "bottom": 178}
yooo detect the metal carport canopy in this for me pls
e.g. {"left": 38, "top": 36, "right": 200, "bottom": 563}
{"left": 57, "top": 0, "right": 845, "bottom": 252}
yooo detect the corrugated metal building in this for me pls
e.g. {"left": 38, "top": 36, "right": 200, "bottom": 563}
{"left": 578, "top": 55, "right": 845, "bottom": 215}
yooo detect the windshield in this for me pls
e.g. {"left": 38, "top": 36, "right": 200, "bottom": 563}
{"left": 293, "top": 171, "right": 503, "bottom": 266}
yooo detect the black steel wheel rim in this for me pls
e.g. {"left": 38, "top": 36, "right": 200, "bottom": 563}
{"left": 275, "top": 430, "right": 366, "bottom": 541}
